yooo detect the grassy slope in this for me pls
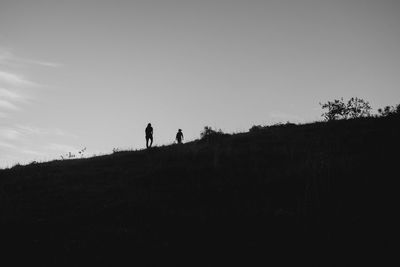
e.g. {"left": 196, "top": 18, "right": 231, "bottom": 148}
{"left": 0, "top": 117, "right": 398, "bottom": 266}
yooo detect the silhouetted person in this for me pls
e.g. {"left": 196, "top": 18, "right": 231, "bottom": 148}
{"left": 145, "top": 123, "right": 153, "bottom": 148}
{"left": 176, "top": 129, "right": 184, "bottom": 144}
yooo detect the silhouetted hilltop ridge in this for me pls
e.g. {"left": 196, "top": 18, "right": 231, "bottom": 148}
{"left": 0, "top": 116, "right": 398, "bottom": 266}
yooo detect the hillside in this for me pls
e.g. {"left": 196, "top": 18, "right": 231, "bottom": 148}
{"left": 0, "top": 117, "right": 398, "bottom": 266}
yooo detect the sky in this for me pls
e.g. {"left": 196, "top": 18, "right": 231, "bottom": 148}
{"left": 1, "top": 0, "right": 400, "bottom": 168}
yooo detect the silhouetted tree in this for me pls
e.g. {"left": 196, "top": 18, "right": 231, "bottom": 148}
{"left": 378, "top": 106, "right": 394, "bottom": 117}
{"left": 320, "top": 98, "right": 347, "bottom": 121}
{"left": 346, "top": 97, "right": 371, "bottom": 118}
{"left": 320, "top": 97, "right": 371, "bottom": 121}
{"left": 200, "top": 126, "right": 226, "bottom": 143}
{"left": 249, "top": 125, "right": 263, "bottom": 132}
{"left": 377, "top": 104, "right": 400, "bottom": 117}
{"left": 200, "top": 126, "right": 220, "bottom": 139}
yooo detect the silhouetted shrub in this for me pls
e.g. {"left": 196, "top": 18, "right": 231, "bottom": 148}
{"left": 249, "top": 125, "right": 263, "bottom": 132}
{"left": 60, "top": 147, "right": 86, "bottom": 160}
{"left": 200, "top": 126, "right": 227, "bottom": 143}
{"left": 320, "top": 97, "right": 371, "bottom": 121}
{"left": 11, "top": 163, "right": 22, "bottom": 169}
{"left": 346, "top": 97, "right": 371, "bottom": 118}
{"left": 320, "top": 98, "right": 347, "bottom": 121}
{"left": 60, "top": 152, "right": 76, "bottom": 160}
{"left": 250, "top": 122, "right": 296, "bottom": 133}
{"left": 200, "top": 126, "right": 223, "bottom": 139}
{"left": 378, "top": 104, "right": 400, "bottom": 117}
{"left": 283, "top": 121, "right": 296, "bottom": 127}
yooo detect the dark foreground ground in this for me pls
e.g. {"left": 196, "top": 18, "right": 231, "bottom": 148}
{"left": 0, "top": 117, "right": 398, "bottom": 266}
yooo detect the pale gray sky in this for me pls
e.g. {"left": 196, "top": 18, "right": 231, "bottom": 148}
{"left": 1, "top": 0, "right": 400, "bottom": 168}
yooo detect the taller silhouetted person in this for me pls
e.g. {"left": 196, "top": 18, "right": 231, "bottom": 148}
{"left": 176, "top": 129, "right": 184, "bottom": 144}
{"left": 145, "top": 123, "right": 153, "bottom": 148}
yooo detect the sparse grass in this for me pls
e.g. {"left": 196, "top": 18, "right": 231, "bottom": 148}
{"left": 0, "top": 116, "right": 398, "bottom": 266}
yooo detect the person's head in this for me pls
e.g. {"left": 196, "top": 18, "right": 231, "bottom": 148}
{"left": 178, "top": 129, "right": 182, "bottom": 132}
{"left": 148, "top": 123, "right": 151, "bottom": 127}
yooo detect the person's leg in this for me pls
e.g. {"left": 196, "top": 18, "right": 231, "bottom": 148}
{"left": 150, "top": 136, "right": 153, "bottom": 147}
{"left": 146, "top": 137, "right": 149, "bottom": 148}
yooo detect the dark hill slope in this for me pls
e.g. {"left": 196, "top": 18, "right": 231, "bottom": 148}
{"left": 0, "top": 117, "right": 398, "bottom": 266}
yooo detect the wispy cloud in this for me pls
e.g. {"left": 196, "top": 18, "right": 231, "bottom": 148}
{"left": 0, "top": 141, "right": 16, "bottom": 149}
{"left": 0, "top": 125, "right": 77, "bottom": 143}
{"left": 0, "top": 49, "right": 13, "bottom": 65}
{"left": 0, "top": 99, "right": 19, "bottom": 110}
{"left": 0, "top": 47, "right": 68, "bottom": 168}
{"left": 0, "top": 48, "right": 61, "bottom": 68}
{"left": 0, "top": 47, "right": 48, "bottom": 118}
{"left": 19, "top": 59, "right": 62, "bottom": 68}
{"left": 15, "top": 124, "right": 77, "bottom": 138}
{"left": 0, "top": 88, "right": 24, "bottom": 100}
{"left": 0, "top": 70, "right": 38, "bottom": 87}
{"left": 0, "top": 128, "right": 22, "bottom": 140}
{"left": 0, "top": 87, "right": 29, "bottom": 115}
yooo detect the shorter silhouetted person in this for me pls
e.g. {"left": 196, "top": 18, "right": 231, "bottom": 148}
{"left": 145, "top": 123, "right": 153, "bottom": 148}
{"left": 176, "top": 129, "right": 184, "bottom": 144}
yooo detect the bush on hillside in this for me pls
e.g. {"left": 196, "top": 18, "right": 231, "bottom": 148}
{"left": 200, "top": 126, "right": 223, "bottom": 139}
{"left": 346, "top": 97, "right": 372, "bottom": 118}
{"left": 377, "top": 104, "right": 400, "bottom": 117}
{"left": 320, "top": 97, "right": 371, "bottom": 121}
{"left": 200, "top": 126, "right": 227, "bottom": 143}
{"left": 249, "top": 122, "right": 296, "bottom": 133}
{"left": 249, "top": 125, "right": 264, "bottom": 132}
{"left": 320, "top": 98, "right": 347, "bottom": 121}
